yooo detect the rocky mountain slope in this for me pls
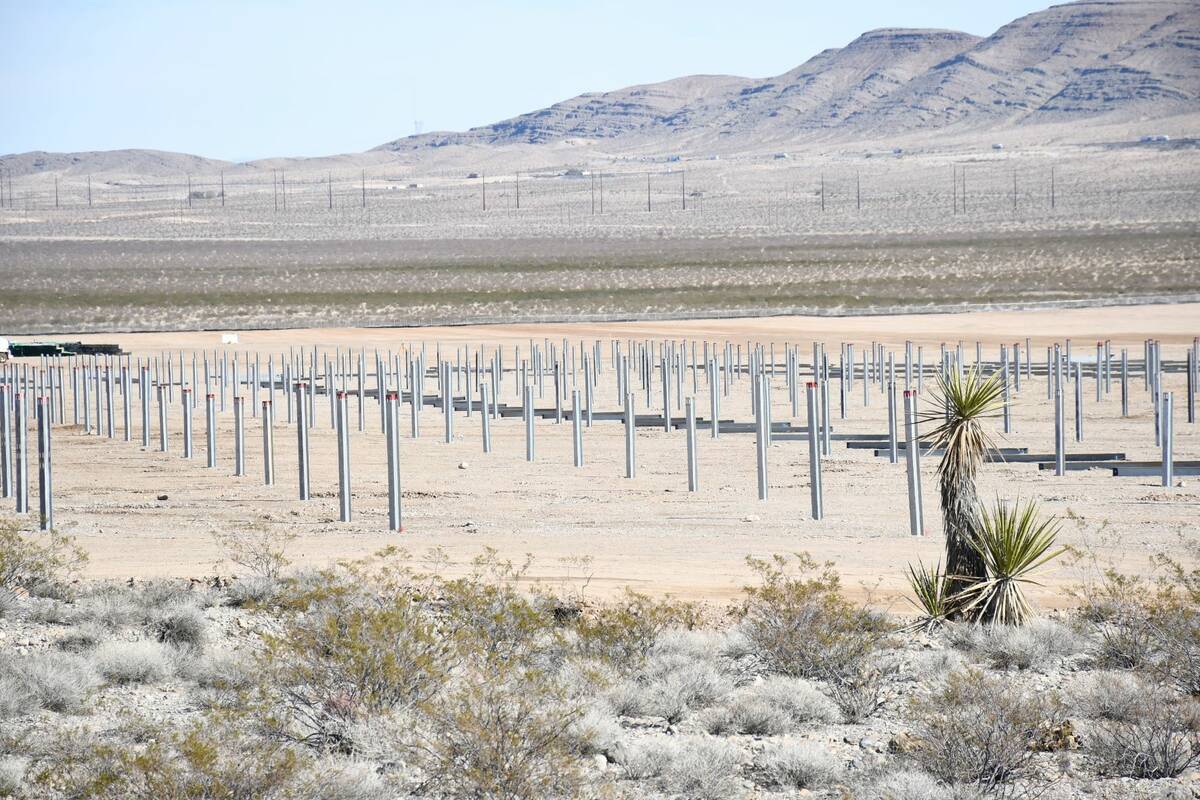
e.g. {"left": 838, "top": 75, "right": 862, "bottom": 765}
{"left": 377, "top": 0, "right": 1199, "bottom": 151}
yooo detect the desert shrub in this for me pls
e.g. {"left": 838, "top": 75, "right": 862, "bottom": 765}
{"left": 573, "top": 589, "right": 699, "bottom": 669}
{"left": 226, "top": 574, "right": 280, "bottom": 608}
{"left": 703, "top": 675, "right": 837, "bottom": 735}
{"left": 855, "top": 768, "right": 955, "bottom": 800}
{"left": 659, "top": 737, "right": 743, "bottom": 800}
{"left": 0, "top": 591, "right": 16, "bottom": 619}
{"left": 262, "top": 589, "right": 455, "bottom": 750}
{"left": 1066, "top": 671, "right": 1147, "bottom": 722}
{"left": 186, "top": 650, "right": 256, "bottom": 710}
{"left": 0, "top": 756, "right": 27, "bottom": 797}
{"left": 0, "top": 520, "right": 86, "bottom": 600}
{"left": 22, "top": 597, "right": 72, "bottom": 625}
{"left": 908, "top": 668, "right": 1061, "bottom": 796}
{"left": 615, "top": 737, "right": 677, "bottom": 780}
{"left": 296, "top": 758, "right": 389, "bottom": 800}
{"left": 905, "top": 559, "right": 953, "bottom": 630}
{"left": 93, "top": 640, "right": 171, "bottom": 685}
{"left": 213, "top": 526, "right": 295, "bottom": 581}
{"left": 55, "top": 622, "right": 107, "bottom": 653}
{"left": 419, "top": 657, "right": 583, "bottom": 800}
{"left": 63, "top": 722, "right": 306, "bottom": 799}
{"left": 564, "top": 704, "right": 623, "bottom": 758}
{"left": 0, "top": 651, "right": 99, "bottom": 714}
{"left": 149, "top": 604, "right": 207, "bottom": 649}
{"left": 899, "top": 648, "right": 965, "bottom": 682}
{"left": 963, "top": 618, "right": 1087, "bottom": 672}
{"left": 825, "top": 660, "right": 893, "bottom": 723}
{"left": 72, "top": 590, "right": 140, "bottom": 630}
{"left": 1088, "top": 692, "right": 1200, "bottom": 778}
{"left": 741, "top": 553, "right": 887, "bottom": 682}
{"left": 754, "top": 738, "right": 840, "bottom": 789}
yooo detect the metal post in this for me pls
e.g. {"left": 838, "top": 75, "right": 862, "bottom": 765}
{"left": 14, "top": 395, "right": 28, "bottom": 513}
{"left": 1162, "top": 393, "right": 1174, "bottom": 487}
{"left": 385, "top": 392, "right": 402, "bottom": 531}
{"left": 37, "top": 397, "right": 51, "bottom": 530}
{"left": 294, "top": 385, "right": 308, "bottom": 497}
{"left": 181, "top": 388, "right": 193, "bottom": 459}
{"left": 903, "top": 390, "right": 923, "bottom": 536}
{"left": 233, "top": 395, "right": 246, "bottom": 477}
{"left": 755, "top": 374, "right": 768, "bottom": 501}
{"left": 1054, "top": 375, "right": 1065, "bottom": 477}
{"left": 336, "top": 392, "right": 351, "bottom": 522}
{"left": 524, "top": 385, "right": 535, "bottom": 462}
{"left": 262, "top": 400, "right": 275, "bottom": 485}
{"left": 624, "top": 391, "right": 636, "bottom": 478}
{"left": 0, "top": 385, "right": 10, "bottom": 499}
{"left": 480, "top": 383, "right": 492, "bottom": 453}
{"left": 685, "top": 396, "right": 698, "bottom": 492}
{"left": 1074, "top": 363, "right": 1083, "bottom": 442}
{"left": 571, "top": 389, "right": 583, "bottom": 467}
{"left": 887, "top": 380, "right": 898, "bottom": 463}
{"left": 805, "top": 382, "right": 822, "bottom": 520}
{"left": 1121, "top": 349, "right": 1129, "bottom": 417}
{"left": 205, "top": 393, "right": 217, "bottom": 467}
{"left": 157, "top": 384, "right": 168, "bottom": 452}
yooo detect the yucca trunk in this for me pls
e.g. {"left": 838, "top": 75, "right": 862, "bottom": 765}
{"left": 940, "top": 465, "right": 987, "bottom": 592}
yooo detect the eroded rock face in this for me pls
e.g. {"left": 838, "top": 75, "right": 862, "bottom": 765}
{"left": 377, "top": 0, "right": 1200, "bottom": 151}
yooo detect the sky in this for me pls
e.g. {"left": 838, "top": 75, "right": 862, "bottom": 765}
{"left": 1, "top": 0, "right": 1052, "bottom": 161}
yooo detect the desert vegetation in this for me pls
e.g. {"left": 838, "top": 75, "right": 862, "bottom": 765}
{"left": 0, "top": 516, "right": 1196, "bottom": 799}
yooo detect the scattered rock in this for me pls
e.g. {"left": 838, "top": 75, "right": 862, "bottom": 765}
{"left": 741, "top": 515, "right": 760, "bottom": 523}
{"left": 888, "top": 731, "right": 921, "bottom": 754}
{"left": 156, "top": 494, "right": 168, "bottom": 501}
{"left": 1033, "top": 720, "right": 1077, "bottom": 752}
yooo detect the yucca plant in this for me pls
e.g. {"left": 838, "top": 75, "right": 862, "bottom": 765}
{"left": 956, "top": 499, "right": 1065, "bottom": 625}
{"left": 904, "top": 559, "right": 953, "bottom": 631}
{"left": 920, "top": 368, "right": 1006, "bottom": 600}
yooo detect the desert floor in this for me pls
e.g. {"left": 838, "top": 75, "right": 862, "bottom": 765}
{"left": 8, "top": 301, "right": 1196, "bottom": 610}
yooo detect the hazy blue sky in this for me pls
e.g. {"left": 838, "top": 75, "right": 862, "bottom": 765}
{"left": 2, "top": 0, "right": 1052, "bottom": 161}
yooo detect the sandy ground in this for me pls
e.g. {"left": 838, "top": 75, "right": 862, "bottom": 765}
{"left": 6, "top": 302, "right": 1198, "bottom": 608}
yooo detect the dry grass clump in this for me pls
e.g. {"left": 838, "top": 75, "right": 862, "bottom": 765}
{"left": 0, "top": 651, "right": 100, "bottom": 716}
{"left": 702, "top": 676, "right": 838, "bottom": 735}
{"left": 949, "top": 618, "right": 1087, "bottom": 672}
{"left": 54, "top": 621, "right": 107, "bottom": 653}
{"left": 1066, "top": 671, "right": 1147, "bottom": 722}
{"left": 753, "top": 738, "right": 840, "bottom": 790}
{"left": 659, "top": 736, "right": 743, "bottom": 800}
{"left": 614, "top": 736, "right": 677, "bottom": 780}
{"left": 853, "top": 768, "right": 955, "bottom": 800}
{"left": 148, "top": 603, "right": 208, "bottom": 650}
{"left": 92, "top": 641, "right": 171, "bottom": 685}
{"left": 1087, "top": 691, "right": 1200, "bottom": 778}
{"left": 907, "top": 668, "right": 1062, "bottom": 796}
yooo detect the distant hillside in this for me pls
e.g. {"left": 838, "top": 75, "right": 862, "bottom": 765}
{"left": 377, "top": 0, "right": 1199, "bottom": 151}
{"left": 0, "top": 149, "right": 233, "bottom": 179}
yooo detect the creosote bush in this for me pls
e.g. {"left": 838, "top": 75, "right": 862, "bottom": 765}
{"left": 0, "top": 519, "right": 86, "bottom": 605}
{"left": 93, "top": 641, "right": 171, "bottom": 685}
{"left": 0, "top": 651, "right": 99, "bottom": 715}
{"left": 908, "top": 668, "right": 1062, "bottom": 796}
{"left": 1087, "top": 691, "right": 1200, "bottom": 779}
{"left": 741, "top": 553, "right": 887, "bottom": 681}
{"left": 754, "top": 738, "right": 840, "bottom": 790}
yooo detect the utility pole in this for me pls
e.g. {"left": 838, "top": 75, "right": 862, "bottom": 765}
{"left": 220, "top": 171, "right": 225, "bottom": 207}
{"left": 952, "top": 165, "right": 957, "bottom": 214}
{"left": 515, "top": 171, "right": 520, "bottom": 210}
{"left": 820, "top": 174, "right": 825, "bottom": 212}
{"left": 361, "top": 169, "right": 366, "bottom": 209}
{"left": 646, "top": 172, "right": 651, "bottom": 212}
{"left": 598, "top": 169, "right": 603, "bottom": 213}
{"left": 482, "top": 173, "right": 486, "bottom": 211}
{"left": 186, "top": 175, "right": 192, "bottom": 208}
{"left": 54, "top": 177, "right": 59, "bottom": 209}
{"left": 681, "top": 169, "right": 686, "bottom": 211}
{"left": 281, "top": 171, "right": 287, "bottom": 210}
{"left": 961, "top": 166, "right": 966, "bottom": 214}
{"left": 1050, "top": 165, "right": 1056, "bottom": 210}
{"left": 856, "top": 171, "right": 861, "bottom": 212}
{"left": 328, "top": 172, "right": 333, "bottom": 211}
{"left": 273, "top": 170, "right": 278, "bottom": 212}
{"left": 1012, "top": 169, "right": 1017, "bottom": 213}
{"left": 590, "top": 168, "right": 595, "bottom": 215}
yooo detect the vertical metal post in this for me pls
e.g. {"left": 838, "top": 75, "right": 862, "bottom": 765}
{"left": 903, "top": 390, "right": 923, "bottom": 536}
{"left": 1001, "top": 348, "right": 1011, "bottom": 434}
{"left": 571, "top": 389, "right": 583, "bottom": 467}
{"left": 157, "top": 384, "right": 168, "bottom": 452}
{"left": 1120, "top": 349, "right": 1129, "bottom": 417}
{"left": 262, "top": 400, "right": 275, "bottom": 485}
{"left": 385, "top": 392, "right": 402, "bottom": 531}
{"left": 624, "top": 391, "right": 636, "bottom": 478}
{"left": 205, "top": 393, "right": 216, "bottom": 467}
{"left": 524, "top": 385, "right": 535, "bottom": 462}
{"left": 181, "top": 388, "right": 193, "bottom": 459}
{"left": 37, "top": 397, "right": 51, "bottom": 530}
{"left": 480, "top": 383, "right": 492, "bottom": 453}
{"left": 1162, "top": 393, "right": 1174, "bottom": 487}
{"left": 685, "top": 396, "right": 698, "bottom": 492}
{"left": 1074, "top": 363, "right": 1083, "bottom": 442}
{"left": 806, "top": 382, "right": 822, "bottom": 520}
{"left": 233, "top": 395, "right": 246, "bottom": 477}
{"left": 1054, "top": 372, "right": 1065, "bottom": 477}
{"left": 755, "top": 374, "right": 768, "bottom": 501}
{"left": 336, "top": 392, "right": 351, "bottom": 522}
{"left": 0, "top": 385, "right": 10, "bottom": 499}
{"left": 294, "top": 385, "right": 308, "bottom": 497}
{"left": 14, "top": 395, "right": 28, "bottom": 513}
{"left": 887, "top": 380, "right": 898, "bottom": 463}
